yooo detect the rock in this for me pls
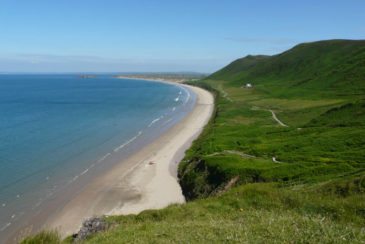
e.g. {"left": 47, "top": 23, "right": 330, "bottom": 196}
{"left": 74, "top": 217, "right": 107, "bottom": 242}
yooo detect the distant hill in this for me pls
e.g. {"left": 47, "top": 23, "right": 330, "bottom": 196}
{"left": 209, "top": 40, "right": 365, "bottom": 97}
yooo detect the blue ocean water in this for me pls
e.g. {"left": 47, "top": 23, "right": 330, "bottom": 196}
{"left": 0, "top": 74, "right": 195, "bottom": 238}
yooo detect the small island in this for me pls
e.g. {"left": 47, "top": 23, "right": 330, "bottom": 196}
{"left": 79, "top": 75, "right": 97, "bottom": 79}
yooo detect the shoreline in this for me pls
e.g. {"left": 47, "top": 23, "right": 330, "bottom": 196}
{"left": 3, "top": 77, "right": 195, "bottom": 243}
{"left": 40, "top": 80, "right": 214, "bottom": 238}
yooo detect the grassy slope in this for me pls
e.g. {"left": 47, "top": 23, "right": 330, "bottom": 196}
{"left": 180, "top": 40, "right": 365, "bottom": 200}
{"left": 23, "top": 40, "right": 365, "bottom": 243}
{"left": 210, "top": 39, "right": 365, "bottom": 98}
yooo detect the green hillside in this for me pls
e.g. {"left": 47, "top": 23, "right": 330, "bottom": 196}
{"left": 211, "top": 39, "right": 365, "bottom": 98}
{"left": 23, "top": 40, "right": 365, "bottom": 243}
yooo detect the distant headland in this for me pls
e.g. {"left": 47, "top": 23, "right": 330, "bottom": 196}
{"left": 114, "top": 72, "right": 207, "bottom": 83}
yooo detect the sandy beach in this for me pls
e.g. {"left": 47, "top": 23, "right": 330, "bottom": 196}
{"left": 42, "top": 82, "right": 214, "bottom": 238}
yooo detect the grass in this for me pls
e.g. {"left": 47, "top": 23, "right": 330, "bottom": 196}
{"left": 22, "top": 40, "right": 365, "bottom": 243}
{"left": 179, "top": 78, "right": 365, "bottom": 199}
{"left": 98, "top": 186, "right": 364, "bottom": 243}
{"left": 21, "top": 230, "right": 61, "bottom": 244}
{"left": 24, "top": 183, "right": 364, "bottom": 243}
{"left": 210, "top": 39, "right": 365, "bottom": 99}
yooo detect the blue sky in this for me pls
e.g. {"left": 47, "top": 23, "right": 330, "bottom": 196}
{"left": 0, "top": 0, "right": 364, "bottom": 73}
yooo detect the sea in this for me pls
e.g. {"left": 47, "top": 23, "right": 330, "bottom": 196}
{"left": 0, "top": 74, "right": 195, "bottom": 241}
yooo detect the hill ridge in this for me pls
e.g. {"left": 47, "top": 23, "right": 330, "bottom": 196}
{"left": 209, "top": 39, "right": 365, "bottom": 98}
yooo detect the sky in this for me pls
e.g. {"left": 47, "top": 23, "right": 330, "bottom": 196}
{"left": 0, "top": 0, "right": 364, "bottom": 73}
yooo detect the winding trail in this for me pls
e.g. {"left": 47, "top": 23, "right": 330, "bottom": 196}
{"left": 269, "top": 110, "right": 288, "bottom": 127}
{"left": 272, "top": 157, "right": 283, "bottom": 163}
{"left": 218, "top": 85, "right": 233, "bottom": 102}
{"left": 207, "top": 150, "right": 256, "bottom": 158}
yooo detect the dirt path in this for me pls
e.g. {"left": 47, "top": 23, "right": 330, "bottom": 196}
{"left": 218, "top": 85, "right": 233, "bottom": 102}
{"left": 251, "top": 106, "right": 288, "bottom": 127}
{"left": 269, "top": 110, "right": 288, "bottom": 127}
{"left": 207, "top": 150, "right": 256, "bottom": 158}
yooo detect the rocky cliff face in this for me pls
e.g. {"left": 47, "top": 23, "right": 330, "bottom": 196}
{"left": 73, "top": 217, "right": 107, "bottom": 242}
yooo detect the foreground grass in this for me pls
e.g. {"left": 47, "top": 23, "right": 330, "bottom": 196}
{"left": 21, "top": 230, "right": 61, "bottom": 244}
{"left": 24, "top": 183, "right": 365, "bottom": 243}
{"left": 87, "top": 183, "right": 365, "bottom": 243}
